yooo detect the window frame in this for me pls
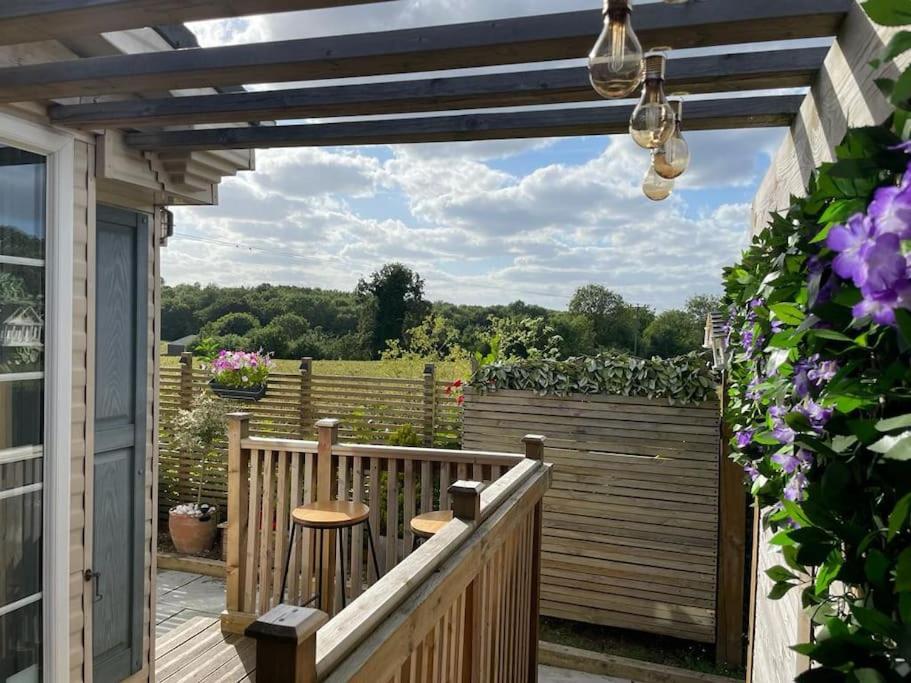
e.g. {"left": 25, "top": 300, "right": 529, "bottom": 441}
{"left": 0, "top": 111, "right": 74, "bottom": 683}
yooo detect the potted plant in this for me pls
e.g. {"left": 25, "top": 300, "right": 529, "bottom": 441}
{"left": 168, "top": 391, "right": 228, "bottom": 555}
{"left": 207, "top": 348, "right": 272, "bottom": 401}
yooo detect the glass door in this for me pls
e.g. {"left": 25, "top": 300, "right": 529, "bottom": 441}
{"left": 0, "top": 144, "right": 47, "bottom": 683}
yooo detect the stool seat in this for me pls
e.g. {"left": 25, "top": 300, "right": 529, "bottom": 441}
{"left": 292, "top": 501, "right": 370, "bottom": 529}
{"left": 410, "top": 510, "right": 454, "bottom": 539}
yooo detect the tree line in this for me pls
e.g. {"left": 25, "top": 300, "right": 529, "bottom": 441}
{"left": 162, "top": 263, "right": 718, "bottom": 361}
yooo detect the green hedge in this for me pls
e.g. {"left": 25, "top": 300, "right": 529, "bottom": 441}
{"left": 469, "top": 351, "right": 717, "bottom": 404}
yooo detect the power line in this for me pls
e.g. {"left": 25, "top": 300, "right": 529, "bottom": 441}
{"left": 170, "top": 232, "right": 325, "bottom": 263}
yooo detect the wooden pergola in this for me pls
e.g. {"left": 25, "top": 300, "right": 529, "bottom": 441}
{"left": 1, "top": 0, "right": 852, "bottom": 153}
{"left": 0, "top": 1, "right": 894, "bottom": 680}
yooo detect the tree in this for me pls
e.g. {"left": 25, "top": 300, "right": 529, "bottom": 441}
{"left": 550, "top": 312, "right": 597, "bottom": 357}
{"left": 685, "top": 294, "right": 722, "bottom": 327}
{"left": 642, "top": 310, "right": 703, "bottom": 358}
{"left": 381, "top": 313, "right": 465, "bottom": 361}
{"left": 200, "top": 312, "right": 260, "bottom": 338}
{"left": 355, "top": 263, "right": 429, "bottom": 358}
{"left": 487, "top": 316, "right": 562, "bottom": 360}
{"left": 568, "top": 284, "right": 645, "bottom": 352}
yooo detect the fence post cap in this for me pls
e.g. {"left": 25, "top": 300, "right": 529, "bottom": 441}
{"left": 299, "top": 357, "right": 313, "bottom": 371}
{"left": 423, "top": 362, "right": 435, "bottom": 374}
{"left": 522, "top": 434, "right": 546, "bottom": 444}
{"left": 315, "top": 418, "right": 340, "bottom": 429}
{"left": 449, "top": 480, "right": 483, "bottom": 521}
{"left": 179, "top": 351, "right": 193, "bottom": 365}
{"left": 227, "top": 412, "right": 252, "bottom": 422}
{"left": 245, "top": 604, "right": 327, "bottom": 644}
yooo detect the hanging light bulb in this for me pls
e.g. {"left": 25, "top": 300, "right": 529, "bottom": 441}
{"left": 629, "top": 51, "right": 676, "bottom": 149}
{"left": 588, "top": 0, "right": 644, "bottom": 99}
{"left": 643, "top": 153, "right": 674, "bottom": 201}
{"left": 653, "top": 99, "right": 690, "bottom": 179}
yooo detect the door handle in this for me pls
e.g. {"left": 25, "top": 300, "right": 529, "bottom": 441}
{"left": 84, "top": 568, "right": 103, "bottom": 603}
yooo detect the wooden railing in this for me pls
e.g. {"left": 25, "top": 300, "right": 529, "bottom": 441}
{"left": 223, "top": 412, "right": 532, "bottom": 632}
{"left": 242, "top": 442, "right": 552, "bottom": 683}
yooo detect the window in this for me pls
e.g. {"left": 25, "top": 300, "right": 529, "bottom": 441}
{"left": 0, "top": 145, "right": 47, "bottom": 683}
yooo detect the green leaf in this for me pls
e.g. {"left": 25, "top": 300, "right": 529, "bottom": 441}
{"left": 767, "top": 565, "right": 798, "bottom": 582}
{"left": 893, "top": 67, "right": 911, "bottom": 107}
{"left": 783, "top": 499, "right": 813, "bottom": 528}
{"left": 889, "top": 493, "right": 911, "bottom": 541}
{"left": 897, "top": 309, "right": 911, "bottom": 346}
{"left": 811, "top": 328, "right": 854, "bottom": 343}
{"left": 815, "top": 550, "right": 844, "bottom": 595}
{"left": 770, "top": 302, "right": 806, "bottom": 325}
{"left": 882, "top": 30, "right": 911, "bottom": 63}
{"left": 769, "top": 581, "right": 796, "bottom": 600}
{"left": 865, "top": 549, "right": 891, "bottom": 586}
{"left": 876, "top": 414, "right": 911, "bottom": 432}
{"left": 863, "top": 0, "right": 911, "bottom": 26}
{"left": 851, "top": 605, "right": 899, "bottom": 639}
{"left": 896, "top": 547, "right": 911, "bottom": 593}
{"left": 854, "top": 670, "right": 886, "bottom": 683}
{"left": 870, "top": 432, "right": 911, "bottom": 461}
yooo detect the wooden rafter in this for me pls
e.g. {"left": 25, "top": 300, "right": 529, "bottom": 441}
{"left": 124, "top": 95, "right": 804, "bottom": 151}
{"left": 0, "top": 0, "right": 395, "bottom": 46}
{"left": 0, "top": 0, "right": 850, "bottom": 103}
{"left": 49, "top": 47, "right": 828, "bottom": 129}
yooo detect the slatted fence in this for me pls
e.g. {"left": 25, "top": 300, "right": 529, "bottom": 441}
{"left": 158, "top": 355, "right": 463, "bottom": 519}
{"left": 462, "top": 389, "right": 722, "bottom": 644}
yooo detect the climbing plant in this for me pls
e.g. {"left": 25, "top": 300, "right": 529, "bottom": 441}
{"left": 724, "top": 3, "right": 911, "bottom": 676}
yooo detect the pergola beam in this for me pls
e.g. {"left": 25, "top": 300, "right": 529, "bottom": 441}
{"left": 0, "top": 0, "right": 395, "bottom": 46}
{"left": 49, "top": 47, "right": 828, "bottom": 129}
{"left": 124, "top": 95, "right": 804, "bottom": 151}
{"left": 0, "top": 0, "right": 850, "bottom": 104}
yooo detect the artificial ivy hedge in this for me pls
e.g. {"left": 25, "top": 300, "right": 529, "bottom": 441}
{"left": 724, "top": 123, "right": 911, "bottom": 681}
{"left": 470, "top": 351, "right": 718, "bottom": 404}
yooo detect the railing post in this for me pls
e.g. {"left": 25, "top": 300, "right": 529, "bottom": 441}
{"left": 317, "top": 418, "right": 340, "bottom": 615}
{"left": 423, "top": 362, "right": 436, "bottom": 447}
{"left": 523, "top": 435, "right": 545, "bottom": 683}
{"left": 299, "top": 358, "right": 313, "bottom": 439}
{"left": 177, "top": 351, "right": 195, "bottom": 500}
{"left": 450, "top": 481, "right": 482, "bottom": 683}
{"left": 245, "top": 604, "right": 328, "bottom": 683}
{"left": 226, "top": 413, "right": 251, "bottom": 619}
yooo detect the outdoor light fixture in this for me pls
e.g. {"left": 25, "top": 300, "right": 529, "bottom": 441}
{"left": 588, "top": 0, "right": 644, "bottom": 99}
{"left": 652, "top": 98, "right": 690, "bottom": 180}
{"left": 629, "top": 51, "right": 676, "bottom": 149}
{"left": 642, "top": 152, "right": 674, "bottom": 201}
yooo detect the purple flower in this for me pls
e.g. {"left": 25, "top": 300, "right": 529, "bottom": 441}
{"left": 746, "top": 377, "right": 762, "bottom": 401}
{"left": 868, "top": 177, "right": 911, "bottom": 239}
{"left": 808, "top": 360, "right": 838, "bottom": 384}
{"left": 773, "top": 424, "right": 796, "bottom": 444}
{"left": 772, "top": 451, "right": 801, "bottom": 474}
{"left": 796, "top": 449, "right": 814, "bottom": 468}
{"left": 784, "top": 472, "right": 808, "bottom": 502}
{"left": 735, "top": 429, "right": 755, "bottom": 449}
{"left": 769, "top": 405, "right": 788, "bottom": 420}
{"left": 797, "top": 398, "right": 833, "bottom": 432}
{"left": 744, "top": 463, "right": 760, "bottom": 482}
{"left": 860, "top": 233, "right": 908, "bottom": 294}
{"left": 827, "top": 213, "right": 877, "bottom": 286}
{"left": 749, "top": 297, "right": 765, "bottom": 310}
{"left": 852, "top": 282, "right": 911, "bottom": 326}
{"left": 771, "top": 320, "right": 784, "bottom": 333}
{"left": 741, "top": 330, "right": 754, "bottom": 352}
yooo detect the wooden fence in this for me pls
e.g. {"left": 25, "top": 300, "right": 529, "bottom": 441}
{"left": 223, "top": 414, "right": 534, "bottom": 627}
{"left": 463, "top": 389, "right": 726, "bottom": 646}
{"left": 158, "top": 354, "right": 462, "bottom": 518}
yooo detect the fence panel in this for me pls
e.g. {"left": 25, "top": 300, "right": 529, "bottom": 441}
{"left": 462, "top": 388, "right": 721, "bottom": 644}
{"left": 158, "top": 358, "right": 464, "bottom": 519}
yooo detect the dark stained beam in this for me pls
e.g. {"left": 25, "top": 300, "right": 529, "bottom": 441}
{"left": 0, "top": 0, "right": 395, "bottom": 46}
{"left": 0, "top": 0, "right": 850, "bottom": 103}
{"left": 124, "top": 94, "right": 804, "bottom": 151}
{"left": 49, "top": 47, "right": 828, "bottom": 129}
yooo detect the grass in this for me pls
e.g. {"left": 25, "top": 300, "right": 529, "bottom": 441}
{"left": 540, "top": 617, "right": 744, "bottom": 679}
{"left": 160, "top": 355, "right": 472, "bottom": 381}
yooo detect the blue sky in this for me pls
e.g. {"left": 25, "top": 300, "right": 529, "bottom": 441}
{"left": 165, "top": 1, "right": 791, "bottom": 311}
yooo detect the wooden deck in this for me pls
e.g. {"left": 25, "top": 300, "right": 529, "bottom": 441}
{"left": 155, "top": 616, "right": 256, "bottom": 681}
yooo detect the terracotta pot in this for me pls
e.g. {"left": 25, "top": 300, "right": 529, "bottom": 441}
{"left": 169, "top": 507, "right": 218, "bottom": 555}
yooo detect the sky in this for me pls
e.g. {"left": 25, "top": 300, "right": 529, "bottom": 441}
{"left": 163, "top": 0, "right": 792, "bottom": 312}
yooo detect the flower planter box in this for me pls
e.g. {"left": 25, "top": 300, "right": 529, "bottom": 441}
{"left": 208, "top": 380, "right": 267, "bottom": 402}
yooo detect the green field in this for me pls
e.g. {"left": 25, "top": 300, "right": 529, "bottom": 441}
{"left": 160, "top": 355, "right": 471, "bottom": 381}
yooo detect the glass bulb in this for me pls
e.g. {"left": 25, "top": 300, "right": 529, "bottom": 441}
{"left": 653, "top": 100, "right": 690, "bottom": 179}
{"left": 588, "top": 0, "right": 644, "bottom": 99}
{"left": 629, "top": 51, "right": 676, "bottom": 149}
{"left": 643, "top": 158, "right": 674, "bottom": 201}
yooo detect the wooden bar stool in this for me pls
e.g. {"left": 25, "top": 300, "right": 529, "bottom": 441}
{"left": 279, "top": 501, "right": 381, "bottom": 609}
{"left": 409, "top": 510, "right": 454, "bottom": 551}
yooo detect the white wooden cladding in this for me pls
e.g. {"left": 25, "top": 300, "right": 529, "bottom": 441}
{"left": 463, "top": 389, "right": 722, "bottom": 643}
{"left": 224, "top": 425, "right": 525, "bottom": 623}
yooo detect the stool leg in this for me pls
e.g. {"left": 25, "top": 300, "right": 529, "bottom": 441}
{"left": 338, "top": 528, "right": 347, "bottom": 609}
{"left": 316, "top": 528, "right": 324, "bottom": 609}
{"left": 279, "top": 523, "right": 297, "bottom": 605}
{"left": 365, "top": 518, "right": 382, "bottom": 581}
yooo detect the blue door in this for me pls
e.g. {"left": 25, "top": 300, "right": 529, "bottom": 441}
{"left": 92, "top": 205, "right": 148, "bottom": 682}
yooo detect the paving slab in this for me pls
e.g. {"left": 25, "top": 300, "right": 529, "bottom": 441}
{"left": 539, "top": 665, "right": 632, "bottom": 683}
